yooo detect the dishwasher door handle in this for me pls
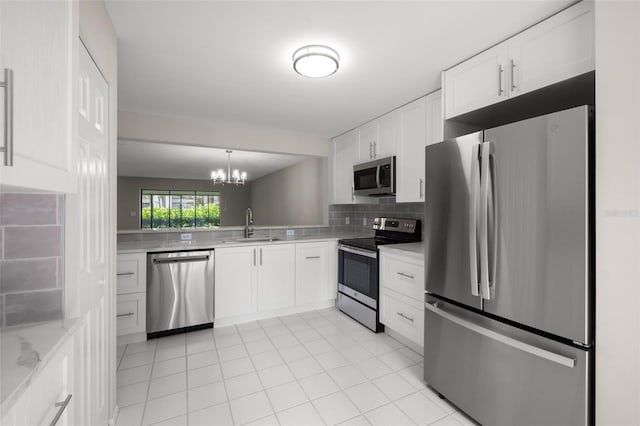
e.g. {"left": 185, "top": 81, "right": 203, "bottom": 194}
{"left": 152, "top": 255, "right": 210, "bottom": 264}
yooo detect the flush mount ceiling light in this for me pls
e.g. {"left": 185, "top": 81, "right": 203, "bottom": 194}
{"left": 211, "top": 150, "right": 247, "bottom": 185}
{"left": 292, "top": 45, "right": 340, "bottom": 78}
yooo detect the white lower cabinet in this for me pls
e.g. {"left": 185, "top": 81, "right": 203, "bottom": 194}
{"left": 295, "top": 241, "right": 333, "bottom": 305}
{"left": 257, "top": 244, "right": 295, "bottom": 311}
{"left": 1, "top": 335, "right": 75, "bottom": 426}
{"left": 215, "top": 240, "right": 337, "bottom": 323}
{"left": 116, "top": 253, "right": 147, "bottom": 337}
{"left": 379, "top": 247, "right": 425, "bottom": 347}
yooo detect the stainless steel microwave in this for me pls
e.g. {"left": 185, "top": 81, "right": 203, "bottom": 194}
{"left": 353, "top": 156, "right": 396, "bottom": 196}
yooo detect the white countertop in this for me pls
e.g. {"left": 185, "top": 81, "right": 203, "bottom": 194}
{"left": 117, "top": 232, "right": 369, "bottom": 254}
{"left": 379, "top": 242, "right": 425, "bottom": 258}
{"left": 1, "top": 318, "right": 79, "bottom": 409}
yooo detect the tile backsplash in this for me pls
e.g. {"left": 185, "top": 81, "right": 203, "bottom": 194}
{"left": 329, "top": 198, "right": 425, "bottom": 237}
{"left": 0, "top": 194, "right": 65, "bottom": 328}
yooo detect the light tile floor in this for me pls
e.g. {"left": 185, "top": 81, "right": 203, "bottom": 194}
{"left": 115, "top": 308, "right": 478, "bottom": 426}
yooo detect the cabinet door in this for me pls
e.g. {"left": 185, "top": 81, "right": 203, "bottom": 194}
{"left": 295, "top": 242, "right": 330, "bottom": 305}
{"left": 0, "top": 0, "right": 78, "bottom": 192}
{"left": 376, "top": 111, "right": 399, "bottom": 158}
{"left": 444, "top": 43, "right": 509, "bottom": 119}
{"left": 396, "top": 97, "right": 426, "bottom": 203}
{"left": 357, "top": 121, "right": 378, "bottom": 162}
{"left": 215, "top": 246, "right": 258, "bottom": 318}
{"left": 116, "top": 252, "right": 146, "bottom": 295}
{"left": 332, "top": 131, "right": 357, "bottom": 204}
{"left": 425, "top": 90, "right": 443, "bottom": 146}
{"left": 508, "top": 1, "right": 594, "bottom": 98}
{"left": 258, "top": 244, "right": 295, "bottom": 311}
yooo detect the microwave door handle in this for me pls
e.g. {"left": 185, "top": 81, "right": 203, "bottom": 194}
{"left": 375, "top": 165, "right": 381, "bottom": 188}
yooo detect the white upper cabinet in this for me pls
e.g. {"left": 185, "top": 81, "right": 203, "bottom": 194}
{"left": 0, "top": 0, "right": 78, "bottom": 192}
{"left": 357, "top": 121, "right": 378, "bottom": 162}
{"left": 376, "top": 111, "right": 399, "bottom": 159}
{"left": 444, "top": 43, "right": 509, "bottom": 120}
{"left": 396, "top": 97, "right": 426, "bottom": 203}
{"left": 331, "top": 130, "right": 358, "bottom": 204}
{"left": 444, "top": 1, "right": 594, "bottom": 119}
{"left": 508, "top": 1, "right": 594, "bottom": 98}
{"left": 396, "top": 90, "right": 443, "bottom": 203}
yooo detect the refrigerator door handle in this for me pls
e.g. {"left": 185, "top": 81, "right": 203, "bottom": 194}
{"left": 479, "top": 142, "right": 491, "bottom": 300}
{"left": 469, "top": 144, "right": 481, "bottom": 297}
{"left": 488, "top": 150, "right": 498, "bottom": 299}
{"left": 425, "top": 301, "right": 576, "bottom": 368}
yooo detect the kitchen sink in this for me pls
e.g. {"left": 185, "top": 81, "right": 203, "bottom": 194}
{"left": 223, "top": 237, "right": 281, "bottom": 243}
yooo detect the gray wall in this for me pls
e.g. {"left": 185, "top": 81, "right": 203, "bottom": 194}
{"left": 117, "top": 176, "right": 251, "bottom": 229}
{"left": 250, "top": 157, "right": 327, "bottom": 226}
{"left": 0, "top": 194, "right": 65, "bottom": 327}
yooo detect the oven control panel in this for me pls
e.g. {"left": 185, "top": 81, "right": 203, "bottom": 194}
{"left": 372, "top": 217, "right": 418, "bottom": 233}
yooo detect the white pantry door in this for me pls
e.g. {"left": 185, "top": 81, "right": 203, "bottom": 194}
{"left": 71, "top": 43, "right": 110, "bottom": 425}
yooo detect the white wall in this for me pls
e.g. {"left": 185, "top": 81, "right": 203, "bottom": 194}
{"left": 595, "top": 1, "right": 640, "bottom": 424}
{"left": 119, "top": 110, "right": 332, "bottom": 157}
{"left": 78, "top": 0, "right": 119, "bottom": 420}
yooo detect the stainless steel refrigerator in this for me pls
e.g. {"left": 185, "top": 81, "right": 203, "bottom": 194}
{"left": 424, "top": 105, "right": 593, "bottom": 426}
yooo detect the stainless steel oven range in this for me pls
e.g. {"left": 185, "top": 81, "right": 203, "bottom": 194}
{"left": 337, "top": 217, "right": 421, "bottom": 331}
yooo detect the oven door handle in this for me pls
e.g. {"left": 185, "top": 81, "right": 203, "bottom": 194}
{"left": 338, "top": 244, "right": 377, "bottom": 259}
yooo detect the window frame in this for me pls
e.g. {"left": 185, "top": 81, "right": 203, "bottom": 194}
{"left": 140, "top": 189, "right": 221, "bottom": 229}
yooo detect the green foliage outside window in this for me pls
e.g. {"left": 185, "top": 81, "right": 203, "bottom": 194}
{"left": 141, "top": 190, "right": 220, "bottom": 229}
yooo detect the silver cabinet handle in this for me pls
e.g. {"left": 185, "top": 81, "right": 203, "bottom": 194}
{"left": 50, "top": 394, "right": 72, "bottom": 426}
{"left": 117, "top": 272, "right": 135, "bottom": 277}
{"left": 419, "top": 178, "right": 424, "bottom": 199}
{"left": 260, "top": 248, "right": 263, "bottom": 266}
{"left": 510, "top": 59, "right": 516, "bottom": 91}
{"left": 0, "top": 68, "right": 14, "bottom": 166}
{"left": 305, "top": 256, "right": 321, "bottom": 260}
{"left": 369, "top": 142, "right": 373, "bottom": 159}
{"left": 396, "top": 272, "right": 414, "bottom": 280}
{"left": 373, "top": 141, "right": 377, "bottom": 158}
{"left": 425, "top": 301, "right": 576, "bottom": 368}
{"left": 498, "top": 64, "right": 504, "bottom": 96}
{"left": 397, "top": 312, "right": 414, "bottom": 322}
{"left": 253, "top": 248, "right": 256, "bottom": 266}
{"left": 352, "top": 184, "right": 355, "bottom": 201}
{"left": 117, "top": 312, "right": 135, "bottom": 317}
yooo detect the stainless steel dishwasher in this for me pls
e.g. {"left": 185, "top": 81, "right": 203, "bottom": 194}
{"left": 147, "top": 250, "right": 214, "bottom": 338}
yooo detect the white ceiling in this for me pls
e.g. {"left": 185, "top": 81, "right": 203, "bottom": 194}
{"left": 105, "top": 0, "right": 572, "bottom": 138}
{"left": 117, "top": 140, "right": 307, "bottom": 180}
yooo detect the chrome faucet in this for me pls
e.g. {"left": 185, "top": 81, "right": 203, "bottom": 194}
{"left": 245, "top": 207, "right": 254, "bottom": 238}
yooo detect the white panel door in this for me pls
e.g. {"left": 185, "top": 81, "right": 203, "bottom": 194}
{"left": 396, "top": 97, "right": 426, "bottom": 203}
{"left": 68, "top": 44, "right": 110, "bottom": 426}
{"left": 508, "top": 1, "right": 594, "bottom": 98}
{"left": 295, "top": 242, "right": 330, "bottom": 305}
{"left": 258, "top": 244, "right": 295, "bottom": 311}
{"left": 215, "top": 246, "right": 258, "bottom": 318}
{"left": 444, "top": 43, "right": 509, "bottom": 119}
{"left": 0, "top": 0, "right": 78, "bottom": 192}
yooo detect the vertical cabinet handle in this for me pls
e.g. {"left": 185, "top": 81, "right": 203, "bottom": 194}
{"left": 260, "top": 248, "right": 263, "bottom": 266}
{"left": 497, "top": 64, "right": 504, "bottom": 96}
{"left": 369, "top": 142, "right": 373, "bottom": 159}
{"left": 253, "top": 248, "right": 256, "bottom": 266}
{"left": 0, "top": 68, "right": 14, "bottom": 166}
{"left": 419, "top": 178, "right": 424, "bottom": 199}
{"left": 510, "top": 59, "right": 516, "bottom": 91}
{"left": 373, "top": 141, "right": 377, "bottom": 158}
{"left": 50, "top": 394, "right": 72, "bottom": 426}
{"left": 352, "top": 185, "right": 355, "bottom": 201}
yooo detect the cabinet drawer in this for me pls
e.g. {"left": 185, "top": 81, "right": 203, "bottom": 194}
{"left": 116, "top": 293, "right": 146, "bottom": 335}
{"left": 381, "top": 254, "right": 424, "bottom": 301}
{"left": 380, "top": 289, "right": 424, "bottom": 347}
{"left": 117, "top": 253, "right": 146, "bottom": 295}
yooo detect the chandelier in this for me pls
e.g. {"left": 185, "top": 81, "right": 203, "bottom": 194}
{"left": 211, "top": 150, "right": 247, "bottom": 185}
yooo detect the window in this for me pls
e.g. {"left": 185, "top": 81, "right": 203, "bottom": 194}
{"left": 141, "top": 190, "right": 220, "bottom": 229}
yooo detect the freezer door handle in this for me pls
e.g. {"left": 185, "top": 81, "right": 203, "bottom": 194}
{"left": 469, "top": 144, "right": 481, "bottom": 297}
{"left": 425, "top": 301, "right": 576, "bottom": 368}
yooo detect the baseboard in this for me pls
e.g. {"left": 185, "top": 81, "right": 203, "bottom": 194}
{"left": 385, "top": 326, "right": 424, "bottom": 355}
{"left": 117, "top": 331, "right": 147, "bottom": 345}
{"left": 214, "top": 299, "right": 336, "bottom": 328}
